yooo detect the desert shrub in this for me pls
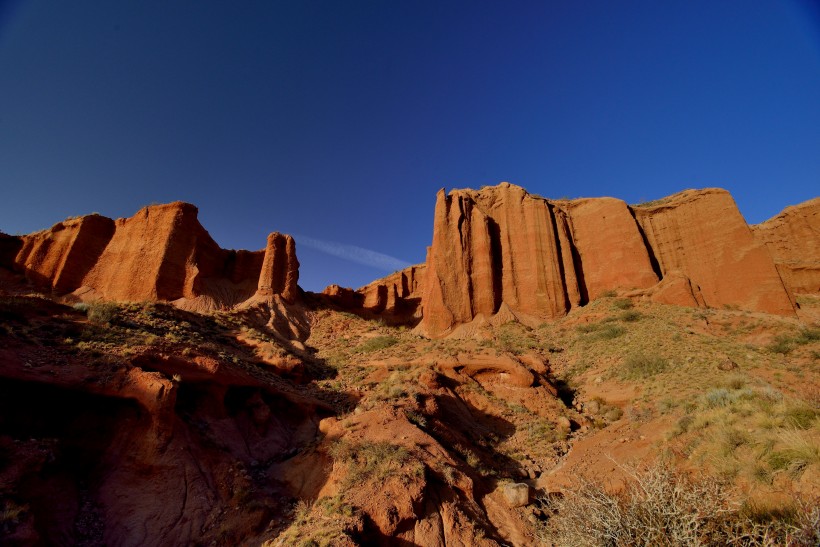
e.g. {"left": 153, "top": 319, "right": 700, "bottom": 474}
{"left": 267, "top": 496, "right": 361, "bottom": 547}
{"left": 767, "top": 335, "right": 795, "bottom": 354}
{"left": 767, "top": 429, "right": 820, "bottom": 477}
{"left": 612, "top": 298, "right": 634, "bottom": 310}
{"left": 577, "top": 322, "right": 626, "bottom": 341}
{"left": 670, "top": 414, "right": 695, "bottom": 437}
{"left": 84, "top": 301, "right": 118, "bottom": 324}
{"left": 405, "top": 410, "right": 427, "bottom": 428}
{"left": 619, "top": 310, "right": 642, "bottom": 322}
{"left": 604, "top": 407, "right": 624, "bottom": 422}
{"left": 496, "top": 322, "right": 537, "bottom": 354}
{"left": 354, "top": 335, "right": 398, "bottom": 353}
{"left": 329, "top": 440, "right": 422, "bottom": 488}
{"left": 783, "top": 405, "right": 819, "bottom": 429}
{"left": 538, "top": 461, "right": 820, "bottom": 546}
{"left": 619, "top": 353, "right": 668, "bottom": 380}
{"left": 767, "top": 327, "right": 820, "bottom": 354}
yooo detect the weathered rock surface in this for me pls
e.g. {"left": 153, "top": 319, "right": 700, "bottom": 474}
{"left": 13, "top": 215, "right": 115, "bottom": 293}
{"left": 320, "top": 264, "right": 425, "bottom": 324}
{"left": 633, "top": 189, "right": 795, "bottom": 315}
{"left": 8, "top": 202, "right": 299, "bottom": 310}
{"left": 257, "top": 232, "right": 300, "bottom": 303}
{"left": 357, "top": 264, "right": 425, "bottom": 316}
{"left": 752, "top": 197, "right": 820, "bottom": 295}
{"left": 0, "top": 298, "right": 326, "bottom": 547}
{"left": 418, "top": 183, "right": 799, "bottom": 337}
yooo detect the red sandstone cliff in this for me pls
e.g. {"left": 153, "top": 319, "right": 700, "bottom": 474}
{"left": 752, "top": 198, "right": 820, "bottom": 295}
{"left": 632, "top": 189, "right": 795, "bottom": 315}
{"left": 418, "top": 183, "right": 799, "bottom": 337}
{"left": 9, "top": 202, "right": 300, "bottom": 310}
{"left": 4, "top": 187, "right": 814, "bottom": 340}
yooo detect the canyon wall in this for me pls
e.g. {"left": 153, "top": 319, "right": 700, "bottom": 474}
{"left": 752, "top": 197, "right": 820, "bottom": 295}
{"left": 418, "top": 183, "right": 799, "bottom": 336}
{"left": 8, "top": 202, "right": 299, "bottom": 309}
{"left": 4, "top": 187, "right": 817, "bottom": 337}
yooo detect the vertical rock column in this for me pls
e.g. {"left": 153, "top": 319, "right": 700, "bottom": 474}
{"left": 257, "top": 232, "right": 300, "bottom": 303}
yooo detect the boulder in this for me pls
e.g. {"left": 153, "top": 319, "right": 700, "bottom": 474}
{"left": 501, "top": 482, "right": 530, "bottom": 508}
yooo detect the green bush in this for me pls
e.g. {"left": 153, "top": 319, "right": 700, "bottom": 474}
{"left": 354, "top": 335, "right": 398, "bottom": 353}
{"left": 620, "top": 310, "right": 642, "bottom": 322}
{"left": 612, "top": 298, "right": 634, "bottom": 310}
{"left": 86, "top": 301, "right": 118, "bottom": 324}
{"left": 619, "top": 353, "right": 668, "bottom": 379}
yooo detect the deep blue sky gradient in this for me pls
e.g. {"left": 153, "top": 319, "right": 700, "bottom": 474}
{"left": 1, "top": 1, "right": 818, "bottom": 291}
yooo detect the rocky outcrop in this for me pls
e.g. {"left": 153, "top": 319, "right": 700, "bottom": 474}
{"left": 257, "top": 232, "right": 300, "bottom": 303}
{"left": 9, "top": 202, "right": 300, "bottom": 310}
{"left": 752, "top": 198, "right": 820, "bottom": 295}
{"left": 358, "top": 264, "right": 425, "bottom": 315}
{"left": 419, "top": 183, "right": 798, "bottom": 337}
{"left": 320, "top": 264, "right": 425, "bottom": 323}
{"left": 13, "top": 215, "right": 115, "bottom": 293}
{"left": 633, "top": 189, "right": 795, "bottom": 315}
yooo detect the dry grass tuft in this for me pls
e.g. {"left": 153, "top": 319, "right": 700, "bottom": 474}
{"left": 539, "top": 461, "right": 820, "bottom": 546}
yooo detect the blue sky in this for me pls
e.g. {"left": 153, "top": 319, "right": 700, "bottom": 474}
{"left": 1, "top": 0, "right": 818, "bottom": 291}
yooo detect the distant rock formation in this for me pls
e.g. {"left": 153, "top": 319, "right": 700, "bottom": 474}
{"left": 752, "top": 197, "right": 820, "bottom": 295}
{"left": 3, "top": 186, "right": 817, "bottom": 339}
{"left": 321, "top": 264, "right": 425, "bottom": 324}
{"left": 7, "top": 202, "right": 300, "bottom": 310}
{"left": 417, "top": 183, "right": 799, "bottom": 337}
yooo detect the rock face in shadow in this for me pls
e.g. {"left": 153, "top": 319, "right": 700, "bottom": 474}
{"left": 752, "top": 197, "right": 820, "bottom": 295}
{"left": 418, "top": 183, "right": 797, "bottom": 337}
{"left": 9, "top": 202, "right": 299, "bottom": 310}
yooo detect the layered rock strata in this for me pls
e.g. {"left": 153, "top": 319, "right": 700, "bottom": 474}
{"left": 9, "top": 202, "right": 299, "bottom": 309}
{"left": 752, "top": 197, "right": 820, "bottom": 295}
{"left": 419, "top": 183, "right": 798, "bottom": 336}
{"left": 632, "top": 189, "right": 795, "bottom": 315}
{"left": 321, "top": 264, "right": 425, "bottom": 322}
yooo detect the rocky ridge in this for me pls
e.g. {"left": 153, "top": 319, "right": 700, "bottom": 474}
{"left": 415, "top": 183, "right": 802, "bottom": 336}
{"left": 4, "top": 202, "right": 300, "bottom": 312}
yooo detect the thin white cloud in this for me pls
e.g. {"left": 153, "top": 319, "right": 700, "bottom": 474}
{"left": 294, "top": 234, "right": 412, "bottom": 272}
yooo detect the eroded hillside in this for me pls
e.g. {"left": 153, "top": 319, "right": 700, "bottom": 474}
{"left": 1, "top": 282, "right": 818, "bottom": 545}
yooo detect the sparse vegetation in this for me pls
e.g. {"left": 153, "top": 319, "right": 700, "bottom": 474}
{"left": 538, "top": 461, "right": 820, "bottom": 546}
{"left": 329, "top": 440, "right": 423, "bottom": 488}
{"left": 618, "top": 352, "right": 668, "bottom": 379}
{"left": 767, "top": 327, "right": 820, "bottom": 354}
{"left": 577, "top": 322, "right": 626, "bottom": 340}
{"left": 85, "top": 301, "right": 119, "bottom": 324}
{"left": 353, "top": 335, "right": 398, "bottom": 353}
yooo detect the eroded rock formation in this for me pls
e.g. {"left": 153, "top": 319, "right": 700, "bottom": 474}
{"left": 752, "top": 197, "right": 820, "bottom": 295}
{"left": 418, "top": 183, "right": 798, "bottom": 336}
{"left": 320, "top": 264, "right": 425, "bottom": 323}
{"left": 8, "top": 202, "right": 299, "bottom": 310}
{"left": 632, "top": 189, "right": 795, "bottom": 315}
